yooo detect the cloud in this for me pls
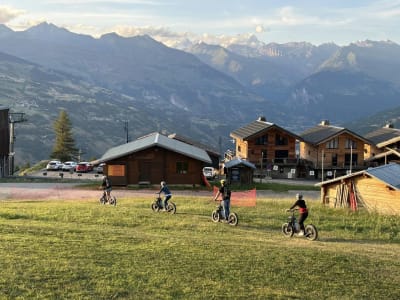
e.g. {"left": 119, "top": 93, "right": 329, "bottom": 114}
{"left": 0, "top": 5, "right": 25, "bottom": 23}
{"left": 255, "top": 24, "right": 265, "bottom": 33}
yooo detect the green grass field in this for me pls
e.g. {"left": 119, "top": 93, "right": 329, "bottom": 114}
{"left": 0, "top": 194, "right": 399, "bottom": 299}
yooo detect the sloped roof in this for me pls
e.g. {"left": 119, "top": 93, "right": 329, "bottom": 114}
{"left": 224, "top": 158, "right": 256, "bottom": 169}
{"left": 230, "top": 118, "right": 302, "bottom": 141}
{"left": 100, "top": 132, "right": 211, "bottom": 163}
{"left": 301, "top": 124, "right": 370, "bottom": 145}
{"left": 366, "top": 163, "right": 400, "bottom": 189}
{"left": 364, "top": 127, "right": 400, "bottom": 148}
{"left": 168, "top": 133, "right": 219, "bottom": 156}
{"left": 316, "top": 163, "right": 400, "bottom": 190}
{"left": 365, "top": 148, "right": 400, "bottom": 162}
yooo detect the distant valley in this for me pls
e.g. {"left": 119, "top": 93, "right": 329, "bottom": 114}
{"left": 0, "top": 23, "right": 399, "bottom": 165}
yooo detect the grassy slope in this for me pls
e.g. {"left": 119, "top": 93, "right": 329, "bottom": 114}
{"left": 0, "top": 195, "right": 399, "bottom": 299}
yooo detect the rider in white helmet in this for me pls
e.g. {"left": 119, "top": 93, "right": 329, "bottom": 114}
{"left": 101, "top": 175, "right": 112, "bottom": 199}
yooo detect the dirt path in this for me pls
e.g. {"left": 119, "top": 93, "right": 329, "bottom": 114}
{"left": 0, "top": 182, "right": 320, "bottom": 201}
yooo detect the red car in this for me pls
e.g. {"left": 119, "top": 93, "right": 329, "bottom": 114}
{"left": 75, "top": 162, "right": 93, "bottom": 173}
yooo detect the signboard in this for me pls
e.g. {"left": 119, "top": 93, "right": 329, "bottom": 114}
{"left": 108, "top": 165, "right": 125, "bottom": 176}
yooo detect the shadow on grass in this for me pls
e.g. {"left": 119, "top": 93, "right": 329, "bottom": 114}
{"left": 318, "top": 237, "right": 399, "bottom": 245}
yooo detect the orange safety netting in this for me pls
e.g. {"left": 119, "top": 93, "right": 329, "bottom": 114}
{"left": 213, "top": 186, "right": 257, "bottom": 207}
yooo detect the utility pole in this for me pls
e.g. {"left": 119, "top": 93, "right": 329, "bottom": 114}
{"left": 8, "top": 113, "right": 26, "bottom": 175}
{"left": 124, "top": 120, "right": 129, "bottom": 143}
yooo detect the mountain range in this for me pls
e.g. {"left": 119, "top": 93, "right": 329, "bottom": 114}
{"left": 0, "top": 22, "right": 399, "bottom": 165}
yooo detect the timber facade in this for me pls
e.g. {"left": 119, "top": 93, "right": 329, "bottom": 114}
{"left": 364, "top": 123, "right": 400, "bottom": 166}
{"left": 99, "top": 132, "right": 211, "bottom": 186}
{"left": 230, "top": 116, "right": 302, "bottom": 179}
{"left": 317, "top": 163, "right": 400, "bottom": 215}
{"left": 299, "top": 120, "right": 371, "bottom": 179}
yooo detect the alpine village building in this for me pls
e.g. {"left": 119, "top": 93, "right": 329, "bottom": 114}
{"left": 228, "top": 118, "right": 400, "bottom": 180}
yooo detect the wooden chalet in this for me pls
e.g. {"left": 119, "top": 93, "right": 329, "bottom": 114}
{"left": 224, "top": 158, "right": 256, "bottom": 185}
{"left": 364, "top": 123, "right": 400, "bottom": 166}
{"left": 316, "top": 163, "right": 400, "bottom": 215}
{"left": 98, "top": 132, "right": 211, "bottom": 186}
{"left": 300, "top": 120, "right": 371, "bottom": 179}
{"left": 230, "top": 116, "right": 302, "bottom": 179}
{"left": 168, "top": 133, "right": 220, "bottom": 170}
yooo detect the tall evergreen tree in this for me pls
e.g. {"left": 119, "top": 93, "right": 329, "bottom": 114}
{"left": 50, "top": 110, "right": 78, "bottom": 162}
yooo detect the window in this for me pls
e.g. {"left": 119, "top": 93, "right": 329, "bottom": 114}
{"left": 237, "top": 145, "right": 241, "bottom": 152}
{"left": 275, "top": 134, "right": 288, "bottom": 146}
{"left": 345, "top": 153, "right": 358, "bottom": 166}
{"left": 261, "top": 150, "right": 267, "bottom": 164}
{"left": 332, "top": 153, "right": 338, "bottom": 167}
{"left": 255, "top": 134, "right": 268, "bottom": 145}
{"left": 345, "top": 138, "right": 357, "bottom": 149}
{"left": 326, "top": 137, "right": 338, "bottom": 149}
{"left": 176, "top": 161, "right": 188, "bottom": 174}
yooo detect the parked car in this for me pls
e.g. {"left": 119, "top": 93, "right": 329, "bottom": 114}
{"left": 75, "top": 162, "right": 93, "bottom": 173}
{"left": 62, "top": 161, "right": 77, "bottom": 172}
{"left": 203, "top": 167, "right": 216, "bottom": 179}
{"left": 46, "top": 160, "right": 62, "bottom": 171}
{"left": 96, "top": 163, "right": 105, "bottom": 174}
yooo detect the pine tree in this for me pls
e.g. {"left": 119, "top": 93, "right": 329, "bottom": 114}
{"left": 50, "top": 110, "right": 78, "bottom": 162}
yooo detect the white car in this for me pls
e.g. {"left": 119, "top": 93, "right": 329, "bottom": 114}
{"left": 62, "top": 161, "right": 77, "bottom": 172}
{"left": 96, "top": 163, "right": 105, "bottom": 174}
{"left": 46, "top": 160, "right": 62, "bottom": 171}
{"left": 203, "top": 167, "right": 216, "bottom": 179}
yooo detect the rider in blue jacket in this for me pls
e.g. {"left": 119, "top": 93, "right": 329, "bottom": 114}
{"left": 159, "top": 181, "right": 172, "bottom": 210}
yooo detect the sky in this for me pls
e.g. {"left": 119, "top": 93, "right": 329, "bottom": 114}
{"left": 0, "top": 0, "right": 399, "bottom": 46}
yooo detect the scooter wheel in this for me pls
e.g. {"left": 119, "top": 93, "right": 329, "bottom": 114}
{"left": 228, "top": 213, "right": 238, "bottom": 226}
{"left": 282, "top": 223, "right": 294, "bottom": 237}
{"left": 211, "top": 211, "right": 220, "bottom": 222}
{"left": 151, "top": 202, "right": 160, "bottom": 212}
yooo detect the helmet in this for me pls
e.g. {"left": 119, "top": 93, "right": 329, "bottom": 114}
{"left": 220, "top": 179, "right": 226, "bottom": 185}
{"left": 296, "top": 193, "right": 303, "bottom": 200}
{"left": 161, "top": 181, "right": 166, "bottom": 186}
{"left": 102, "top": 175, "right": 107, "bottom": 180}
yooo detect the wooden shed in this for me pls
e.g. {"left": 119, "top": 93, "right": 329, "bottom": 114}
{"left": 316, "top": 163, "right": 400, "bottom": 215}
{"left": 98, "top": 132, "right": 211, "bottom": 186}
{"left": 224, "top": 158, "right": 256, "bottom": 185}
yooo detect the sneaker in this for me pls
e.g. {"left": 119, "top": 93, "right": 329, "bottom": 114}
{"left": 298, "top": 231, "right": 304, "bottom": 236}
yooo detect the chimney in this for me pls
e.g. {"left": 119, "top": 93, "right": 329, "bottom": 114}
{"left": 258, "top": 116, "right": 267, "bottom": 122}
{"left": 320, "top": 120, "right": 330, "bottom": 126}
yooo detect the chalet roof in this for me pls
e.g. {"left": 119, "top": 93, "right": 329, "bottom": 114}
{"left": 230, "top": 118, "right": 302, "bottom": 141}
{"left": 301, "top": 124, "right": 370, "bottom": 145}
{"left": 364, "top": 127, "right": 400, "bottom": 148}
{"left": 315, "top": 163, "right": 400, "bottom": 190}
{"left": 100, "top": 132, "right": 211, "bottom": 163}
{"left": 224, "top": 158, "right": 256, "bottom": 169}
{"left": 168, "top": 133, "right": 219, "bottom": 156}
{"left": 365, "top": 148, "right": 400, "bottom": 162}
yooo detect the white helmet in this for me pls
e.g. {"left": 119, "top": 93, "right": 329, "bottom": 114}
{"left": 161, "top": 181, "right": 166, "bottom": 186}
